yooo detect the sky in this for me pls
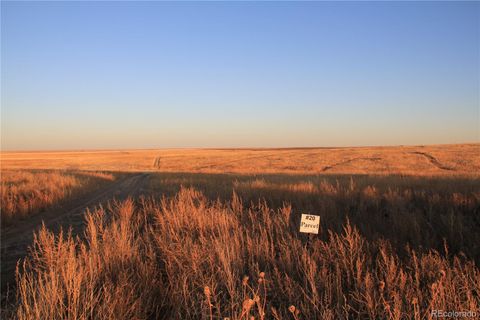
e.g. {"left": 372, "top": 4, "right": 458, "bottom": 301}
{"left": 1, "top": 1, "right": 479, "bottom": 150}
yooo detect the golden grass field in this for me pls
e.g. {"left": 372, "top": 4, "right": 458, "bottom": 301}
{"left": 1, "top": 171, "right": 115, "bottom": 225}
{"left": 2, "top": 143, "right": 479, "bottom": 175}
{"left": 1, "top": 144, "right": 479, "bottom": 319}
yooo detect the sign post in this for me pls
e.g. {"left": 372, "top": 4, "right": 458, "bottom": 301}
{"left": 299, "top": 214, "right": 320, "bottom": 234}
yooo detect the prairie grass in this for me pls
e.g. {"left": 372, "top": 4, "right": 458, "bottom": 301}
{"left": 10, "top": 186, "right": 480, "bottom": 319}
{"left": 149, "top": 173, "right": 480, "bottom": 264}
{"left": 0, "top": 170, "right": 115, "bottom": 226}
{"left": 1, "top": 144, "right": 479, "bottom": 175}
{"left": 2, "top": 145, "right": 479, "bottom": 319}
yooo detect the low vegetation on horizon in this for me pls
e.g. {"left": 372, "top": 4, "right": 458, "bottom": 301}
{"left": 1, "top": 144, "right": 479, "bottom": 319}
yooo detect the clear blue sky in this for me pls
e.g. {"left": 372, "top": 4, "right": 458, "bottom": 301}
{"left": 1, "top": 1, "right": 479, "bottom": 150}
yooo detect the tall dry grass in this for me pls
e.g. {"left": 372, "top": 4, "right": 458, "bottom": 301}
{"left": 1, "top": 170, "right": 115, "bottom": 226}
{"left": 149, "top": 173, "right": 480, "bottom": 264}
{"left": 11, "top": 188, "right": 480, "bottom": 319}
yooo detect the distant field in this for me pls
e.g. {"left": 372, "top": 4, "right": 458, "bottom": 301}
{"left": 2, "top": 143, "right": 479, "bottom": 175}
{"left": 1, "top": 144, "right": 479, "bottom": 319}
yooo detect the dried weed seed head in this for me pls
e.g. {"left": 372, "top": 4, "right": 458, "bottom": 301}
{"left": 242, "top": 276, "right": 249, "bottom": 286}
{"left": 288, "top": 305, "right": 296, "bottom": 313}
{"left": 378, "top": 280, "right": 385, "bottom": 292}
{"left": 204, "top": 286, "right": 211, "bottom": 297}
{"left": 259, "top": 272, "right": 265, "bottom": 279}
{"left": 243, "top": 299, "right": 255, "bottom": 311}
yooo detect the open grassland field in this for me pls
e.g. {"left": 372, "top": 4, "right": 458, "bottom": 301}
{"left": 1, "top": 144, "right": 479, "bottom": 319}
{"left": 1, "top": 170, "right": 115, "bottom": 226}
{"left": 2, "top": 143, "right": 479, "bottom": 175}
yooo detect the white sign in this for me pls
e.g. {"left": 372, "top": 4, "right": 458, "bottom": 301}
{"left": 299, "top": 214, "right": 320, "bottom": 234}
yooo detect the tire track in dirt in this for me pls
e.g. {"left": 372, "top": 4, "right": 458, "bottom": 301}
{"left": 1, "top": 172, "right": 151, "bottom": 290}
{"left": 322, "top": 157, "right": 382, "bottom": 172}
{"left": 153, "top": 156, "right": 161, "bottom": 169}
{"left": 409, "top": 151, "right": 455, "bottom": 171}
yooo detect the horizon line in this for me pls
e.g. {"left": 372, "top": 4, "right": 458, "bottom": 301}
{"left": 1, "top": 142, "right": 479, "bottom": 153}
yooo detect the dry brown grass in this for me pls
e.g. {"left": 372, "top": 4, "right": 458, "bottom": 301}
{"left": 2, "top": 144, "right": 479, "bottom": 319}
{"left": 1, "top": 170, "right": 115, "bottom": 226}
{"left": 10, "top": 188, "right": 480, "bottom": 319}
{"left": 1, "top": 143, "right": 479, "bottom": 175}
{"left": 147, "top": 173, "right": 480, "bottom": 263}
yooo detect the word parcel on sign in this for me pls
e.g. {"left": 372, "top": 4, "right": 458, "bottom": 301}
{"left": 299, "top": 214, "right": 320, "bottom": 234}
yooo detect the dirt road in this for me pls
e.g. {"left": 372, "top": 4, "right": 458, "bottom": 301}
{"left": 1, "top": 172, "right": 151, "bottom": 290}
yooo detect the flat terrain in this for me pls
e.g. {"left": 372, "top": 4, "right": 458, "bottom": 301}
{"left": 1, "top": 144, "right": 479, "bottom": 319}
{"left": 1, "top": 173, "right": 150, "bottom": 289}
{"left": 2, "top": 143, "right": 479, "bottom": 175}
